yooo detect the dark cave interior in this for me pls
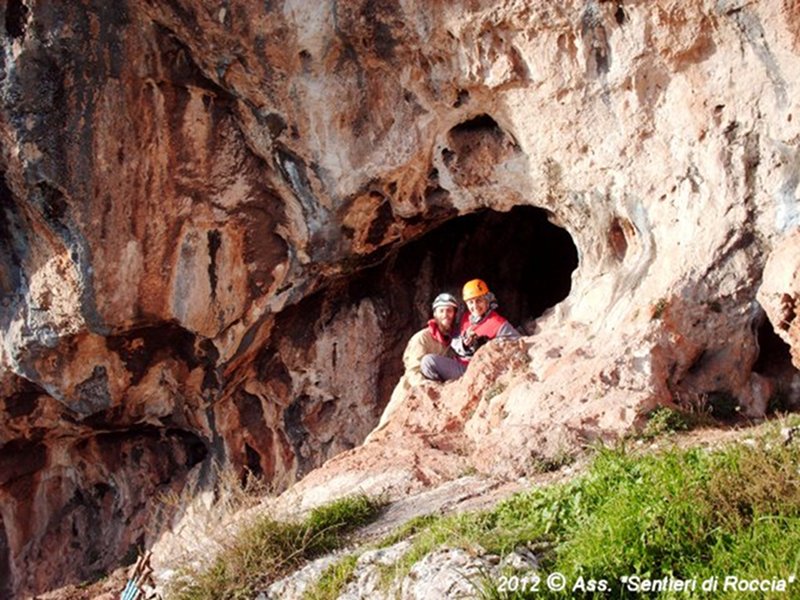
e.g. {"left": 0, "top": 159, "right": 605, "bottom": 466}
{"left": 385, "top": 205, "right": 580, "bottom": 331}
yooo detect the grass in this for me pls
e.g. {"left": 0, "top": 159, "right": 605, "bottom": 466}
{"left": 168, "top": 494, "right": 384, "bottom": 599}
{"left": 528, "top": 447, "right": 577, "bottom": 474}
{"left": 303, "top": 554, "right": 359, "bottom": 600}
{"left": 374, "top": 417, "right": 800, "bottom": 598}
{"left": 639, "top": 406, "right": 691, "bottom": 439}
{"left": 376, "top": 513, "right": 443, "bottom": 549}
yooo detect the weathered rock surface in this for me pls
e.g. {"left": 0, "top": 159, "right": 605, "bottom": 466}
{"left": 262, "top": 540, "right": 542, "bottom": 600}
{"left": 398, "top": 547, "right": 496, "bottom": 600}
{"left": 1, "top": 0, "right": 799, "bottom": 595}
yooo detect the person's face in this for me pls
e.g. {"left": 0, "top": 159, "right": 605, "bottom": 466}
{"left": 466, "top": 295, "right": 489, "bottom": 318}
{"left": 433, "top": 305, "right": 456, "bottom": 333}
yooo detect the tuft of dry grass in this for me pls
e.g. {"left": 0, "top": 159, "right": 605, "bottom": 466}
{"left": 167, "top": 494, "right": 385, "bottom": 599}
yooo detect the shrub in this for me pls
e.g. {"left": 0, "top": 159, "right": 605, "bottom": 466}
{"left": 640, "top": 406, "right": 691, "bottom": 439}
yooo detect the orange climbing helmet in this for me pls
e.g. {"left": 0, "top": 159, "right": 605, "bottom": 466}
{"left": 462, "top": 278, "right": 490, "bottom": 301}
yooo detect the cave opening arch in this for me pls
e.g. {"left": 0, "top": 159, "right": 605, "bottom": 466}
{"left": 385, "top": 205, "right": 580, "bottom": 332}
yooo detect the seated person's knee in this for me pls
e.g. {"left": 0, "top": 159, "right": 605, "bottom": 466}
{"left": 420, "top": 354, "right": 441, "bottom": 381}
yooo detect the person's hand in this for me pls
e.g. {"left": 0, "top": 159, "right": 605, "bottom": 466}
{"left": 463, "top": 327, "right": 477, "bottom": 347}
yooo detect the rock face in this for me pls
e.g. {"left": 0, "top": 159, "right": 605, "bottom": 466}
{"left": 1, "top": 0, "right": 799, "bottom": 595}
{"left": 262, "top": 541, "right": 541, "bottom": 600}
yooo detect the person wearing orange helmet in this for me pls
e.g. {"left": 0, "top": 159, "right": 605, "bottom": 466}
{"left": 420, "top": 279, "right": 519, "bottom": 381}
{"left": 369, "top": 292, "right": 460, "bottom": 436}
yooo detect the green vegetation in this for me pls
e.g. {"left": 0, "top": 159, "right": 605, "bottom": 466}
{"left": 372, "top": 510, "right": 498, "bottom": 591}
{"left": 528, "top": 448, "right": 576, "bottom": 474}
{"left": 378, "top": 418, "right": 800, "bottom": 598}
{"left": 169, "top": 494, "right": 384, "bottom": 600}
{"left": 377, "top": 513, "right": 443, "bottom": 549}
{"left": 303, "top": 554, "right": 359, "bottom": 600}
{"left": 169, "top": 420, "right": 800, "bottom": 599}
{"left": 639, "top": 406, "right": 691, "bottom": 439}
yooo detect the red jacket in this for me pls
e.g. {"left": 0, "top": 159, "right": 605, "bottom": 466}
{"left": 458, "top": 311, "right": 507, "bottom": 339}
{"left": 452, "top": 311, "right": 510, "bottom": 363}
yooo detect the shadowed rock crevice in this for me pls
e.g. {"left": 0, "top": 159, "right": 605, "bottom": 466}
{"left": 753, "top": 309, "right": 798, "bottom": 412}
{"left": 105, "top": 323, "right": 205, "bottom": 387}
{"left": 4, "top": 0, "right": 29, "bottom": 40}
{"left": 0, "top": 515, "right": 9, "bottom": 600}
{"left": 0, "top": 172, "right": 24, "bottom": 300}
{"left": 581, "top": 2, "right": 611, "bottom": 77}
{"left": 0, "top": 426, "right": 208, "bottom": 595}
{"left": 3, "top": 378, "right": 44, "bottom": 418}
{"left": 754, "top": 312, "right": 794, "bottom": 378}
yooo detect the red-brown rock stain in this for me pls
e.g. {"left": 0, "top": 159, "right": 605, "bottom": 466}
{"left": 608, "top": 216, "right": 635, "bottom": 262}
{"left": 782, "top": 0, "right": 800, "bottom": 52}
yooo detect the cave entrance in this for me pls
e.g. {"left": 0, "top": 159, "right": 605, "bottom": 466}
{"left": 385, "top": 205, "right": 579, "bottom": 333}
{"left": 359, "top": 205, "right": 579, "bottom": 407}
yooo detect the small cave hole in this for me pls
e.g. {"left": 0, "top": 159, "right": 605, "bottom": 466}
{"left": 244, "top": 443, "right": 264, "bottom": 481}
{"left": 753, "top": 316, "right": 794, "bottom": 377}
{"left": 614, "top": 3, "right": 626, "bottom": 25}
{"left": 168, "top": 428, "right": 209, "bottom": 470}
{"left": 445, "top": 114, "right": 520, "bottom": 186}
{"left": 453, "top": 89, "right": 470, "bottom": 108}
{"left": 753, "top": 313, "right": 797, "bottom": 412}
{"left": 449, "top": 113, "right": 503, "bottom": 137}
{"left": 5, "top": 0, "right": 28, "bottom": 40}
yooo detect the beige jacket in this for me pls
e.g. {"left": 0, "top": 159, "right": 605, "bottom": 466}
{"left": 402, "top": 326, "right": 451, "bottom": 386}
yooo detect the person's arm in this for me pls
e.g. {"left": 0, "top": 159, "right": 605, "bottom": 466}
{"left": 403, "top": 331, "right": 426, "bottom": 373}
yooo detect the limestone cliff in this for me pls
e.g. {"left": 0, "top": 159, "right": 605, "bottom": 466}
{"left": 1, "top": 0, "right": 799, "bottom": 596}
